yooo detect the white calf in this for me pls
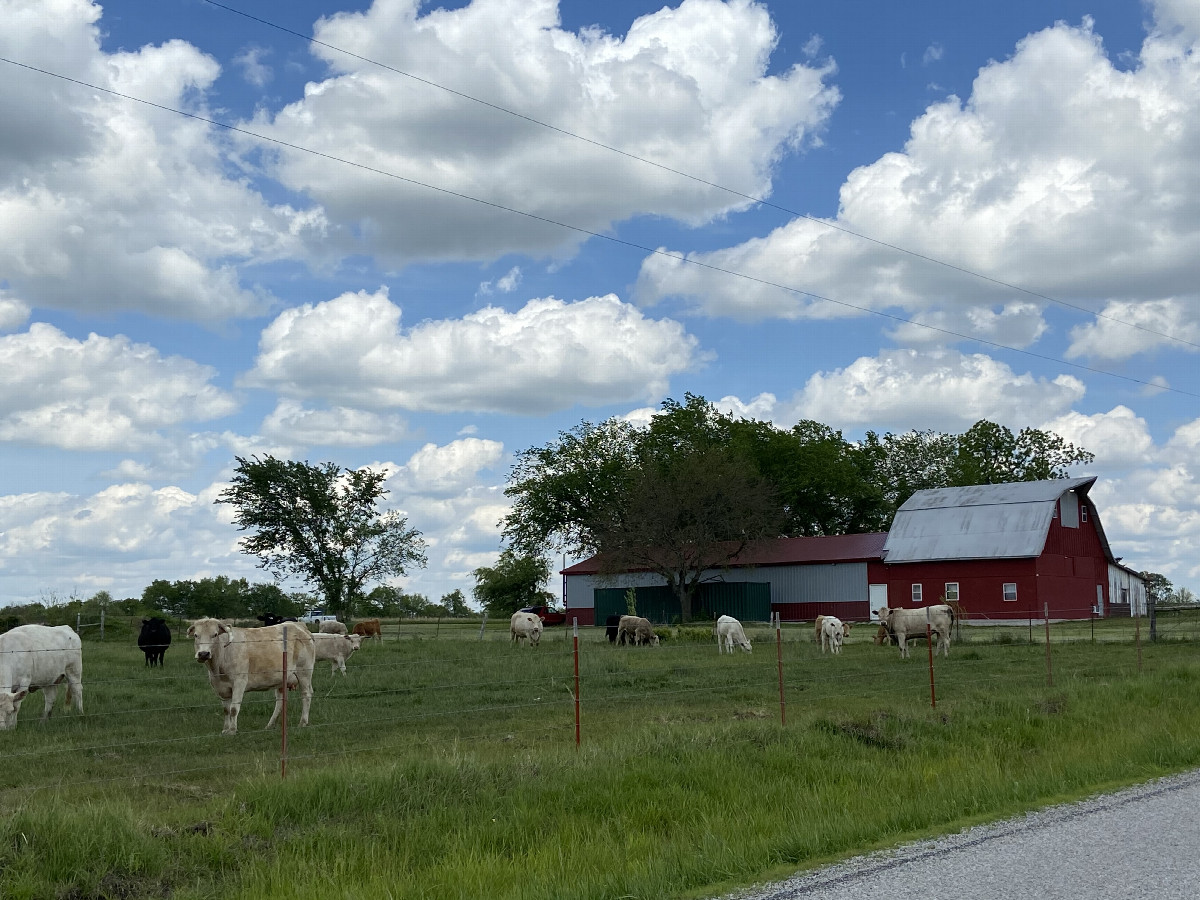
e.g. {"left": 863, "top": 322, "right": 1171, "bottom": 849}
{"left": 820, "top": 616, "right": 845, "bottom": 654}
{"left": 0, "top": 624, "right": 84, "bottom": 730}
{"left": 716, "top": 615, "right": 752, "bottom": 653}
{"left": 510, "top": 612, "right": 543, "bottom": 647}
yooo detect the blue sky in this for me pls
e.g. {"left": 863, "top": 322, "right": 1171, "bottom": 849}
{"left": 1, "top": 0, "right": 1197, "bottom": 607}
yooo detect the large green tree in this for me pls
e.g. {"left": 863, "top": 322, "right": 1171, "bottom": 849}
{"left": 948, "top": 420, "right": 1094, "bottom": 485}
{"left": 217, "top": 456, "right": 426, "bottom": 618}
{"left": 472, "top": 550, "right": 555, "bottom": 618}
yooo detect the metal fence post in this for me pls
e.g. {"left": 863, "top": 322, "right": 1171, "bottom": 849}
{"left": 1135, "top": 608, "right": 1143, "bottom": 673}
{"left": 572, "top": 618, "right": 580, "bottom": 748}
{"left": 478, "top": 612, "right": 488, "bottom": 641}
{"left": 281, "top": 624, "right": 289, "bottom": 780}
{"left": 1043, "top": 602, "right": 1053, "bottom": 688}
{"left": 925, "top": 606, "right": 936, "bottom": 709}
{"left": 775, "top": 612, "right": 786, "bottom": 726}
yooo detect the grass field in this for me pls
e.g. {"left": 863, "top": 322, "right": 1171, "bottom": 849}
{"left": 3, "top": 617, "right": 1200, "bottom": 899}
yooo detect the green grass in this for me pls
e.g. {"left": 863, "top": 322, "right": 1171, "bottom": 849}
{"left": 2, "top": 622, "right": 1199, "bottom": 899}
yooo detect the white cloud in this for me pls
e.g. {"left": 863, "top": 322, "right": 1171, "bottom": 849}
{"left": 1067, "top": 298, "right": 1200, "bottom": 361}
{"left": 0, "top": 323, "right": 237, "bottom": 450}
{"left": 786, "top": 348, "right": 1085, "bottom": 431}
{"left": 0, "top": 293, "right": 30, "bottom": 331}
{"left": 1041, "top": 406, "right": 1155, "bottom": 468}
{"left": 244, "top": 287, "right": 704, "bottom": 414}
{"left": 637, "top": 11, "right": 1200, "bottom": 360}
{"left": 714, "top": 392, "right": 779, "bottom": 421}
{"left": 0, "top": 0, "right": 320, "bottom": 321}
{"left": 254, "top": 0, "right": 839, "bottom": 263}
{"left": 388, "top": 438, "right": 505, "bottom": 497}
{"left": 234, "top": 45, "right": 273, "bottom": 88}
{"left": 922, "top": 43, "right": 944, "bottom": 65}
{"left": 260, "top": 400, "right": 411, "bottom": 446}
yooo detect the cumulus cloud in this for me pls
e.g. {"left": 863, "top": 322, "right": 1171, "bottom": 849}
{"left": 0, "top": 0, "right": 320, "bottom": 321}
{"left": 260, "top": 400, "right": 411, "bottom": 446}
{"left": 786, "top": 348, "right": 1085, "bottom": 432}
{"left": 387, "top": 438, "right": 505, "bottom": 497}
{"left": 254, "top": 0, "right": 838, "bottom": 263}
{"left": 637, "top": 10, "right": 1200, "bottom": 360}
{"left": 0, "top": 323, "right": 237, "bottom": 450}
{"left": 234, "top": 45, "right": 273, "bottom": 87}
{"left": 1041, "top": 406, "right": 1155, "bottom": 468}
{"left": 0, "top": 293, "right": 30, "bottom": 331}
{"left": 244, "top": 287, "right": 704, "bottom": 414}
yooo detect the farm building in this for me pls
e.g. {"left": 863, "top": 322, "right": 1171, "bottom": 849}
{"left": 878, "top": 476, "right": 1145, "bottom": 622}
{"left": 561, "top": 476, "right": 1145, "bottom": 625}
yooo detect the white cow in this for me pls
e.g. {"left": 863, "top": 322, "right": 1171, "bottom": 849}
{"left": 814, "top": 615, "right": 854, "bottom": 644}
{"left": 875, "top": 605, "right": 955, "bottom": 658}
{"left": 510, "top": 612, "right": 543, "bottom": 648}
{"left": 716, "top": 615, "right": 752, "bottom": 653}
{"left": 187, "top": 617, "right": 315, "bottom": 735}
{"left": 616, "top": 615, "right": 659, "bottom": 647}
{"left": 312, "top": 632, "right": 364, "bottom": 676}
{"left": 0, "top": 624, "right": 84, "bottom": 730}
{"left": 318, "top": 620, "right": 348, "bottom": 635}
{"left": 820, "top": 616, "right": 845, "bottom": 654}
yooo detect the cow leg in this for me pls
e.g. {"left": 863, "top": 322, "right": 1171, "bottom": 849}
{"left": 40, "top": 683, "right": 59, "bottom": 721}
{"left": 898, "top": 633, "right": 909, "bottom": 658}
{"left": 224, "top": 682, "right": 245, "bottom": 735}
{"left": 296, "top": 673, "right": 313, "bottom": 727}
{"left": 265, "top": 686, "right": 286, "bottom": 730}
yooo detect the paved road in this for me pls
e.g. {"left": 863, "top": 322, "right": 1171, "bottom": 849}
{"left": 724, "top": 770, "right": 1200, "bottom": 900}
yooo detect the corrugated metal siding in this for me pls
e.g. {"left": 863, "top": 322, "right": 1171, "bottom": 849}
{"left": 1109, "top": 565, "right": 1147, "bottom": 616}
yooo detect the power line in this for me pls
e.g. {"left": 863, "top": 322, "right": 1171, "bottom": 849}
{"left": 198, "top": 0, "right": 1200, "bottom": 355}
{"left": 1, "top": 53, "right": 1196, "bottom": 401}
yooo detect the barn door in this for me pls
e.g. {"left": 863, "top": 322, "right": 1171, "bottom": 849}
{"left": 869, "top": 584, "right": 888, "bottom": 619}
{"left": 1095, "top": 584, "right": 1105, "bottom": 617}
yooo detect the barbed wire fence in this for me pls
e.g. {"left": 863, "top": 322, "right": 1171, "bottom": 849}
{"left": 0, "top": 606, "right": 1193, "bottom": 798}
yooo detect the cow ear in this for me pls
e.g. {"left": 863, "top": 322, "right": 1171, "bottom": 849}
{"left": 186, "top": 623, "right": 196, "bottom": 637}
{"left": 217, "top": 622, "right": 231, "bottom": 635}
{"left": 12, "top": 689, "right": 27, "bottom": 702}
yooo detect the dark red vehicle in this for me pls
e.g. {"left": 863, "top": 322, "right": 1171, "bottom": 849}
{"left": 519, "top": 605, "right": 567, "bottom": 626}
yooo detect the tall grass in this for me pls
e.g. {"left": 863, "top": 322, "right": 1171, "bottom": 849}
{"left": 1, "top": 624, "right": 1199, "bottom": 898}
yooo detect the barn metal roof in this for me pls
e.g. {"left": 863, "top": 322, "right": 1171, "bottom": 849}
{"left": 561, "top": 532, "right": 887, "bottom": 575}
{"left": 882, "top": 476, "right": 1101, "bottom": 563}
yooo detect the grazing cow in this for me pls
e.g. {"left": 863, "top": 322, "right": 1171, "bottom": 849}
{"left": 605, "top": 614, "right": 622, "bottom": 643}
{"left": 352, "top": 619, "right": 383, "bottom": 642}
{"left": 138, "top": 616, "right": 172, "bottom": 667}
{"left": 875, "top": 605, "right": 955, "bottom": 658}
{"left": 312, "top": 632, "right": 364, "bottom": 676}
{"left": 820, "top": 616, "right": 845, "bottom": 654}
{"left": 187, "top": 617, "right": 315, "bottom": 735}
{"left": 716, "top": 615, "right": 752, "bottom": 653}
{"left": 256, "top": 613, "right": 298, "bottom": 627}
{"left": 616, "top": 615, "right": 659, "bottom": 647}
{"left": 873, "top": 624, "right": 894, "bottom": 646}
{"left": 0, "top": 624, "right": 84, "bottom": 730}
{"left": 510, "top": 612, "right": 543, "bottom": 648}
{"left": 318, "top": 620, "right": 347, "bottom": 635}
{"left": 813, "top": 615, "right": 854, "bottom": 644}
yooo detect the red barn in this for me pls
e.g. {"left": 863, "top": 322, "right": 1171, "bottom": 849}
{"left": 877, "top": 477, "right": 1145, "bottom": 621}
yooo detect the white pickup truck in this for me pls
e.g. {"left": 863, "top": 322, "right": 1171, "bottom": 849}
{"left": 299, "top": 609, "right": 339, "bottom": 626}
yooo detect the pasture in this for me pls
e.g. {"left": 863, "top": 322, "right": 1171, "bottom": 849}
{"left": 3, "top": 617, "right": 1200, "bottom": 899}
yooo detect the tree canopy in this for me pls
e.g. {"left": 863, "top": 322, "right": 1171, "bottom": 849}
{"left": 472, "top": 550, "right": 555, "bottom": 618}
{"left": 217, "top": 455, "right": 427, "bottom": 617}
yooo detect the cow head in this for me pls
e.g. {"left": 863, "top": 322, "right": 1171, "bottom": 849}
{"left": 187, "top": 618, "right": 230, "bottom": 663}
{"left": 0, "top": 689, "right": 29, "bottom": 729}
{"left": 738, "top": 637, "right": 753, "bottom": 653}
{"left": 875, "top": 607, "right": 892, "bottom": 624}
{"left": 346, "top": 634, "right": 364, "bottom": 651}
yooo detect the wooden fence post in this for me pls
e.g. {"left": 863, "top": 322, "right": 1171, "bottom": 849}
{"left": 925, "top": 606, "right": 936, "bottom": 709}
{"left": 775, "top": 612, "right": 786, "bottom": 726}
{"left": 1043, "top": 602, "right": 1053, "bottom": 688}
{"left": 281, "top": 624, "right": 289, "bottom": 780}
{"left": 572, "top": 618, "right": 581, "bottom": 748}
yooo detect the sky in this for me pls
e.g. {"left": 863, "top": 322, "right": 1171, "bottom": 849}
{"left": 1, "top": 0, "right": 1198, "bottom": 608}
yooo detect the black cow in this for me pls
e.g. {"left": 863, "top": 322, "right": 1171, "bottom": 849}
{"left": 256, "top": 613, "right": 298, "bottom": 627}
{"left": 605, "top": 614, "right": 621, "bottom": 643}
{"left": 138, "top": 617, "right": 172, "bottom": 667}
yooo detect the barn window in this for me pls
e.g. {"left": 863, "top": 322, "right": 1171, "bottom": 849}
{"left": 1121, "top": 587, "right": 1129, "bottom": 604}
{"left": 1003, "top": 583, "right": 1018, "bottom": 603}
{"left": 1081, "top": 505, "right": 1088, "bottom": 522}
{"left": 912, "top": 584, "right": 923, "bottom": 603}
{"left": 945, "top": 583, "right": 959, "bottom": 603}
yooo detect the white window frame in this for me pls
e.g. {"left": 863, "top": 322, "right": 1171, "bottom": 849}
{"left": 1003, "top": 582, "right": 1018, "bottom": 603}
{"left": 912, "top": 583, "right": 923, "bottom": 603}
{"left": 945, "top": 582, "right": 959, "bottom": 603}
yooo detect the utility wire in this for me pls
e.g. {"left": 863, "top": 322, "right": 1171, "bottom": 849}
{"left": 198, "top": 0, "right": 1200, "bottom": 355}
{"left": 1, "top": 54, "right": 1196, "bottom": 400}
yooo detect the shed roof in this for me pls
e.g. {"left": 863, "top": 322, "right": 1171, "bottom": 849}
{"left": 561, "top": 532, "right": 887, "bottom": 576}
{"left": 882, "top": 476, "right": 1106, "bottom": 563}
